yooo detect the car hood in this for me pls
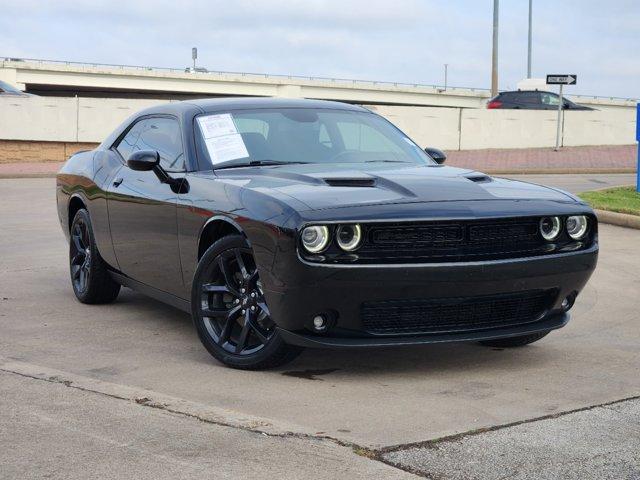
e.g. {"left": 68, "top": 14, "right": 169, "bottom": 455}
{"left": 210, "top": 163, "right": 577, "bottom": 211}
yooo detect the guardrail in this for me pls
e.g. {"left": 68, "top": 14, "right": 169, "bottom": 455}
{"left": 1, "top": 56, "right": 489, "bottom": 94}
{"left": 2, "top": 56, "right": 637, "bottom": 103}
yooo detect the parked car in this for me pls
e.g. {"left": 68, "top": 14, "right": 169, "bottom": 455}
{"left": 184, "top": 67, "right": 209, "bottom": 73}
{"left": 56, "top": 98, "right": 598, "bottom": 369}
{"left": 487, "top": 90, "right": 594, "bottom": 110}
{"left": 0, "top": 80, "right": 32, "bottom": 96}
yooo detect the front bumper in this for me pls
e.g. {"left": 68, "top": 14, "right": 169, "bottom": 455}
{"left": 260, "top": 243, "right": 598, "bottom": 347}
{"left": 278, "top": 312, "right": 569, "bottom": 348}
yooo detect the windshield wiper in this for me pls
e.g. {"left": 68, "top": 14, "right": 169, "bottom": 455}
{"left": 364, "top": 159, "right": 412, "bottom": 164}
{"left": 214, "top": 160, "right": 311, "bottom": 170}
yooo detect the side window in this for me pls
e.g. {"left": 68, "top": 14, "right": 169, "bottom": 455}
{"left": 115, "top": 119, "right": 146, "bottom": 162}
{"left": 540, "top": 92, "right": 560, "bottom": 106}
{"left": 519, "top": 92, "right": 541, "bottom": 105}
{"left": 116, "top": 117, "right": 185, "bottom": 172}
{"left": 336, "top": 122, "right": 403, "bottom": 153}
{"left": 138, "top": 118, "right": 184, "bottom": 171}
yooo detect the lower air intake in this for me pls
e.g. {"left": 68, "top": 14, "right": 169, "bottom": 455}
{"left": 361, "top": 290, "right": 556, "bottom": 335}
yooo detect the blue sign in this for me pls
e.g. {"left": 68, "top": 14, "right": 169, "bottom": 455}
{"left": 637, "top": 103, "right": 640, "bottom": 141}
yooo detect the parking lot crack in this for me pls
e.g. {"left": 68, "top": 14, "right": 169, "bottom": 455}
{"left": 376, "top": 393, "right": 640, "bottom": 455}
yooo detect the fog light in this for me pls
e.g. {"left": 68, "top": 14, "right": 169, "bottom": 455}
{"left": 312, "top": 314, "right": 327, "bottom": 332}
{"left": 561, "top": 292, "right": 577, "bottom": 312}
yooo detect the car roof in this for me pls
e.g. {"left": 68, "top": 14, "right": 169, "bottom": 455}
{"left": 499, "top": 90, "right": 543, "bottom": 94}
{"left": 99, "top": 97, "right": 370, "bottom": 151}
{"left": 137, "top": 97, "right": 368, "bottom": 117}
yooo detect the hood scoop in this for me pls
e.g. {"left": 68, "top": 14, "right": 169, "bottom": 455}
{"left": 323, "top": 177, "right": 377, "bottom": 187}
{"left": 465, "top": 174, "right": 493, "bottom": 184}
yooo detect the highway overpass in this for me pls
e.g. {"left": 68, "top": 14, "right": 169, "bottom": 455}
{"left": 2, "top": 57, "right": 636, "bottom": 110}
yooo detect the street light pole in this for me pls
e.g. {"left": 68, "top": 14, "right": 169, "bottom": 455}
{"left": 491, "top": 0, "right": 499, "bottom": 97}
{"left": 527, "top": 0, "right": 533, "bottom": 78}
{"left": 444, "top": 64, "right": 448, "bottom": 91}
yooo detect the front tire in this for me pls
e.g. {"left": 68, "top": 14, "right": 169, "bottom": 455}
{"left": 69, "top": 208, "right": 120, "bottom": 304}
{"left": 479, "top": 330, "right": 550, "bottom": 348}
{"left": 192, "top": 235, "right": 302, "bottom": 370}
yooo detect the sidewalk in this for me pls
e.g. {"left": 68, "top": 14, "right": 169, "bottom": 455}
{"left": 447, "top": 144, "right": 637, "bottom": 174}
{"left": 0, "top": 161, "right": 62, "bottom": 177}
{"left": 0, "top": 144, "right": 636, "bottom": 177}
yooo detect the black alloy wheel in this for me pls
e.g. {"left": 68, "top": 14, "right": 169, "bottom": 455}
{"left": 70, "top": 217, "right": 92, "bottom": 294}
{"left": 193, "top": 235, "right": 301, "bottom": 369}
{"left": 69, "top": 208, "right": 120, "bottom": 304}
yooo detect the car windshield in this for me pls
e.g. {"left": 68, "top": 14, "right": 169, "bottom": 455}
{"left": 195, "top": 108, "right": 435, "bottom": 168}
{"left": 0, "top": 80, "right": 24, "bottom": 94}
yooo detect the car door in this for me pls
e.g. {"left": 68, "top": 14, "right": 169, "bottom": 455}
{"left": 512, "top": 91, "right": 542, "bottom": 109}
{"left": 107, "top": 116, "right": 185, "bottom": 297}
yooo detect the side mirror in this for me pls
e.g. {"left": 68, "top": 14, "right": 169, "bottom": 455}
{"left": 126, "top": 150, "right": 189, "bottom": 194}
{"left": 424, "top": 147, "right": 446, "bottom": 164}
{"left": 127, "top": 150, "right": 159, "bottom": 171}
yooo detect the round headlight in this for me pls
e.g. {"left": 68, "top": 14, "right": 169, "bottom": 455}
{"left": 566, "top": 215, "right": 588, "bottom": 240}
{"left": 540, "top": 216, "right": 561, "bottom": 241}
{"left": 336, "top": 224, "right": 363, "bottom": 251}
{"left": 301, "top": 226, "right": 330, "bottom": 253}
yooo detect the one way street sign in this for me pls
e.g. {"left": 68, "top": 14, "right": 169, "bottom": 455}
{"left": 546, "top": 74, "right": 577, "bottom": 85}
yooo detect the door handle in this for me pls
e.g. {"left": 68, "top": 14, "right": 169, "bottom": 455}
{"left": 113, "top": 178, "right": 123, "bottom": 188}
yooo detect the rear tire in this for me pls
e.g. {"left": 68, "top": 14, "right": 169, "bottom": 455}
{"left": 69, "top": 208, "right": 120, "bottom": 304}
{"left": 479, "top": 331, "right": 550, "bottom": 348}
{"left": 192, "top": 235, "right": 302, "bottom": 370}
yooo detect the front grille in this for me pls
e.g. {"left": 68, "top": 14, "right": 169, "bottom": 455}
{"left": 361, "top": 290, "right": 556, "bottom": 335}
{"left": 355, "top": 218, "right": 571, "bottom": 263}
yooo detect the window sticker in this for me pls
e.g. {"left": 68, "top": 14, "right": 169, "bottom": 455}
{"left": 198, "top": 113, "right": 238, "bottom": 138}
{"left": 204, "top": 134, "right": 249, "bottom": 164}
{"left": 197, "top": 114, "right": 249, "bottom": 164}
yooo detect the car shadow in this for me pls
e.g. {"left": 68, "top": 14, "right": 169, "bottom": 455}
{"left": 280, "top": 340, "right": 559, "bottom": 378}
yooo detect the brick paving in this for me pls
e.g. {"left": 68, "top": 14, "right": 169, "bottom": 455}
{"left": 0, "top": 144, "right": 636, "bottom": 177}
{"left": 447, "top": 144, "right": 637, "bottom": 173}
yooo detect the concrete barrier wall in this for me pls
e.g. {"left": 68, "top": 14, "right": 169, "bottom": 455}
{"left": 76, "top": 97, "right": 166, "bottom": 142}
{"left": 0, "top": 96, "right": 78, "bottom": 141}
{"left": 367, "top": 104, "right": 636, "bottom": 150}
{"left": 563, "top": 109, "right": 636, "bottom": 147}
{"left": 0, "top": 96, "right": 165, "bottom": 143}
{"left": 0, "top": 96, "right": 636, "bottom": 150}
{"left": 459, "top": 109, "right": 558, "bottom": 149}
{"left": 365, "top": 105, "right": 461, "bottom": 150}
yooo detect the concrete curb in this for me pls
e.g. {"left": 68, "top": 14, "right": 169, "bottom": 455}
{"left": 0, "top": 358, "right": 317, "bottom": 440}
{"left": 481, "top": 168, "right": 636, "bottom": 175}
{"left": 595, "top": 209, "right": 640, "bottom": 230}
{"left": 0, "top": 173, "right": 58, "bottom": 179}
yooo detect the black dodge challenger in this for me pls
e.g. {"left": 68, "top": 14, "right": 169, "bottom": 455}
{"left": 56, "top": 98, "right": 598, "bottom": 369}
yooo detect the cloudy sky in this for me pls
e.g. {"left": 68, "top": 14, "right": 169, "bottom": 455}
{"left": 1, "top": 0, "right": 638, "bottom": 98}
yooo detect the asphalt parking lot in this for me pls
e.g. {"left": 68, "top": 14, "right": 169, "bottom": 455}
{"left": 1, "top": 176, "right": 639, "bottom": 479}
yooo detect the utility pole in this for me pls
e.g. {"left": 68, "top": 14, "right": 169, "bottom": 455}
{"left": 444, "top": 64, "right": 448, "bottom": 91}
{"left": 554, "top": 83, "right": 564, "bottom": 151}
{"left": 491, "top": 0, "right": 499, "bottom": 97}
{"left": 527, "top": 0, "right": 533, "bottom": 78}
